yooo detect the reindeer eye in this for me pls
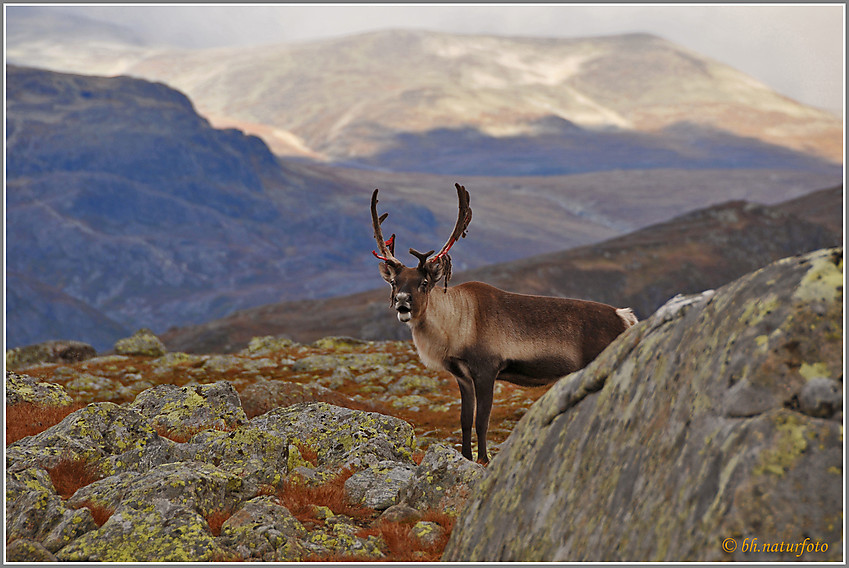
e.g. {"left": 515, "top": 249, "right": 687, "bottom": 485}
{"left": 421, "top": 279, "right": 429, "bottom": 288}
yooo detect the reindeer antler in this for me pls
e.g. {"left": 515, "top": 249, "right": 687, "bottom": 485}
{"left": 371, "top": 189, "right": 403, "bottom": 267}
{"left": 433, "top": 183, "right": 472, "bottom": 262}
{"left": 426, "top": 183, "right": 473, "bottom": 291}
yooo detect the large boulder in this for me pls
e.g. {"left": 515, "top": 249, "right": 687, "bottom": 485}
{"left": 114, "top": 329, "right": 166, "bottom": 357}
{"left": 6, "top": 371, "right": 73, "bottom": 407}
{"left": 129, "top": 381, "right": 248, "bottom": 441}
{"left": 6, "top": 340, "right": 96, "bottom": 370}
{"left": 444, "top": 248, "right": 843, "bottom": 562}
{"left": 249, "top": 402, "right": 416, "bottom": 471}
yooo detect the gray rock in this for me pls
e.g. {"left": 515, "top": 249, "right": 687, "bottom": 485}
{"left": 218, "top": 496, "right": 307, "bottom": 562}
{"left": 443, "top": 248, "right": 844, "bottom": 562}
{"left": 5, "top": 538, "right": 59, "bottom": 562}
{"left": 344, "top": 461, "right": 417, "bottom": 510}
{"left": 114, "top": 328, "right": 167, "bottom": 357}
{"left": 6, "top": 402, "right": 180, "bottom": 475}
{"left": 250, "top": 402, "right": 415, "bottom": 469}
{"left": 797, "top": 377, "right": 842, "bottom": 418}
{"left": 397, "top": 444, "right": 485, "bottom": 515}
{"left": 6, "top": 466, "right": 71, "bottom": 543}
{"left": 412, "top": 521, "right": 446, "bottom": 547}
{"left": 6, "top": 340, "right": 96, "bottom": 370}
{"left": 129, "top": 381, "right": 248, "bottom": 440}
{"left": 6, "top": 371, "right": 73, "bottom": 406}
{"left": 185, "top": 425, "right": 290, "bottom": 487}
{"left": 42, "top": 506, "right": 99, "bottom": 552}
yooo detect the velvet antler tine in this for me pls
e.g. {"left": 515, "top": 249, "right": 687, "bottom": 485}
{"left": 371, "top": 189, "right": 402, "bottom": 266}
{"left": 433, "top": 183, "right": 472, "bottom": 262}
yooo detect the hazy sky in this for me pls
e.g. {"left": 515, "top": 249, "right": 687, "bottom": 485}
{"left": 33, "top": 4, "right": 849, "bottom": 116}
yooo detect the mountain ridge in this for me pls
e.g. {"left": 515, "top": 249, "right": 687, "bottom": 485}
{"left": 160, "top": 185, "right": 843, "bottom": 353}
{"left": 6, "top": 21, "right": 842, "bottom": 167}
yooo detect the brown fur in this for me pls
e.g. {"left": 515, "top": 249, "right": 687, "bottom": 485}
{"left": 373, "top": 185, "right": 637, "bottom": 463}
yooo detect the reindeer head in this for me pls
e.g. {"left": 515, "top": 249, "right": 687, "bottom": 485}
{"left": 371, "top": 183, "right": 472, "bottom": 324}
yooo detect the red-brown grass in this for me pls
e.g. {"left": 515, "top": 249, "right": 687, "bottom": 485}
{"left": 70, "top": 500, "right": 115, "bottom": 527}
{"left": 6, "top": 401, "right": 87, "bottom": 444}
{"left": 46, "top": 453, "right": 104, "bottom": 499}
{"left": 294, "top": 442, "right": 319, "bottom": 467}
{"left": 275, "top": 468, "right": 376, "bottom": 525}
{"left": 205, "top": 509, "right": 234, "bottom": 537}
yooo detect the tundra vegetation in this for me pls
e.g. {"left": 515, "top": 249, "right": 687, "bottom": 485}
{"left": 6, "top": 333, "right": 524, "bottom": 561}
{"left": 6, "top": 247, "right": 843, "bottom": 562}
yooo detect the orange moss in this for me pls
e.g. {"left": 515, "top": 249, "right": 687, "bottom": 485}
{"left": 46, "top": 453, "right": 103, "bottom": 499}
{"left": 5, "top": 401, "right": 87, "bottom": 444}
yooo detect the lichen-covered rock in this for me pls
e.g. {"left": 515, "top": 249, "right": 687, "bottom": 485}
{"left": 250, "top": 402, "right": 415, "bottom": 470}
{"left": 239, "top": 378, "right": 354, "bottom": 418}
{"left": 6, "top": 402, "right": 180, "bottom": 476}
{"left": 397, "top": 444, "right": 485, "bottom": 515}
{"left": 114, "top": 328, "right": 167, "bottom": 357}
{"left": 63, "top": 372, "right": 125, "bottom": 403}
{"left": 55, "top": 461, "right": 253, "bottom": 562}
{"left": 444, "top": 248, "right": 843, "bottom": 562}
{"left": 129, "top": 381, "right": 248, "bottom": 439}
{"left": 56, "top": 500, "right": 228, "bottom": 562}
{"left": 344, "top": 461, "right": 417, "bottom": 510}
{"left": 6, "top": 538, "right": 59, "bottom": 562}
{"left": 6, "top": 371, "right": 73, "bottom": 406}
{"left": 302, "top": 523, "right": 384, "bottom": 559}
{"left": 240, "top": 335, "right": 298, "bottom": 356}
{"left": 6, "top": 466, "right": 72, "bottom": 543}
{"left": 412, "top": 521, "right": 446, "bottom": 547}
{"left": 42, "top": 506, "right": 99, "bottom": 553}
{"left": 6, "top": 340, "right": 96, "bottom": 370}
{"left": 184, "top": 425, "right": 290, "bottom": 487}
{"left": 217, "top": 496, "right": 307, "bottom": 562}
{"left": 311, "top": 336, "right": 369, "bottom": 351}
{"left": 292, "top": 352, "right": 395, "bottom": 374}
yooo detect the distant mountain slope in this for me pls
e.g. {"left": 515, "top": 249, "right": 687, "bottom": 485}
{"left": 124, "top": 31, "right": 843, "bottom": 168}
{"left": 6, "top": 272, "right": 130, "bottom": 352}
{"left": 6, "top": 21, "right": 842, "bottom": 172}
{"left": 5, "top": 65, "right": 841, "bottom": 351}
{"left": 5, "top": 65, "right": 351, "bottom": 348}
{"left": 161, "top": 187, "right": 842, "bottom": 353}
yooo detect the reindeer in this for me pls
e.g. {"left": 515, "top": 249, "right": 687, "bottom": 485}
{"left": 371, "top": 183, "right": 638, "bottom": 463}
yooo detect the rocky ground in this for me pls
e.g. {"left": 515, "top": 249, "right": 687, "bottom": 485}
{"left": 6, "top": 331, "right": 548, "bottom": 562}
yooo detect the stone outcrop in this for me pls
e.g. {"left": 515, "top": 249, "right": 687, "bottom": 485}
{"left": 6, "top": 381, "right": 477, "bottom": 561}
{"left": 6, "top": 340, "right": 96, "bottom": 371}
{"left": 114, "top": 329, "right": 167, "bottom": 358}
{"left": 443, "top": 248, "right": 843, "bottom": 562}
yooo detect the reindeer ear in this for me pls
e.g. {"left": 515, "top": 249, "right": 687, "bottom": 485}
{"left": 379, "top": 262, "right": 397, "bottom": 283}
{"left": 426, "top": 256, "right": 447, "bottom": 284}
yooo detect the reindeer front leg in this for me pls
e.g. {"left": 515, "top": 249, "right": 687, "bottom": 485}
{"left": 454, "top": 374, "right": 475, "bottom": 461}
{"left": 473, "top": 375, "right": 495, "bottom": 464}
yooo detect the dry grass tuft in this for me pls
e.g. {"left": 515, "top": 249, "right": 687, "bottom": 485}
{"left": 275, "top": 468, "right": 375, "bottom": 525}
{"left": 46, "top": 453, "right": 104, "bottom": 499}
{"left": 6, "top": 401, "right": 87, "bottom": 444}
{"left": 70, "top": 500, "right": 115, "bottom": 527}
{"left": 294, "top": 442, "right": 319, "bottom": 467}
{"left": 205, "top": 508, "right": 235, "bottom": 537}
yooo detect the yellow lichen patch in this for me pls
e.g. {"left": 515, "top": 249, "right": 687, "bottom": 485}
{"left": 793, "top": 249, "right": 843, "bottom": 304}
